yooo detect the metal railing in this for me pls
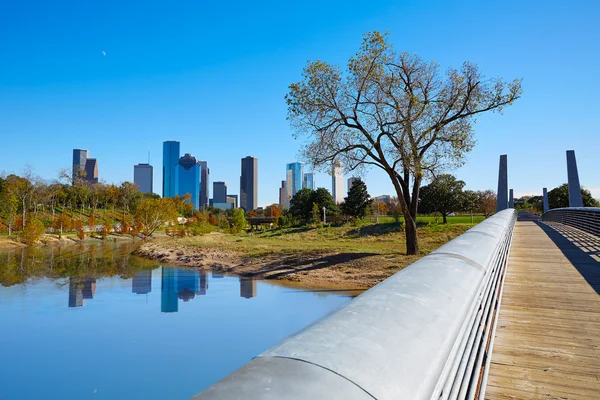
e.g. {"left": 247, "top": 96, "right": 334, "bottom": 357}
{"left": 541, "top": 207, "right": 600, "bottom": 236}
{"left": 191, "top": 209, "right": 517, "bottom": 400}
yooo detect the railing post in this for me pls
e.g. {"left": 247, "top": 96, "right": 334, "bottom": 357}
{"left": 496, "top": 155, "right": 508, "bottom": 212}
{"left": 566, "top": 150, "right": 584, "bottom": 207}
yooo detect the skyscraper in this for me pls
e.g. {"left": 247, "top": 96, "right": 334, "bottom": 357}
{"left": 279, "top": 180, "right": 287, "bottom": 209}
{"left": 226, "top": 195, "right": 237, "bottom": 208}
{"left": 199, "top": 161, "right": 210, "bottom": 208}
{"left": 132, "top": 270, "right": 152, "bottom": 295}
{"left": 162, "top": 141, "right": 180, "bottom": 198}
{"left": 240, "top": 156, "right": 258, "bottom": 211}
{"left": 161, "top": 267, "right": 178, "bottom": 313}
{"left": 72, "top": 149, "right": 89, "bottom": 184}
{"left": 240, "top": 277, "right": 257, "bottom": 299}
{"left": 178, "top": 153, "right": 200, "bottom": 210}
{"left": 286, "top": 162, "right": 303, "bottom": 197}
{"left": 332, "top": 160, "right": 344, "bottom": 204}
{"left": 134, "top": 163, "right": 154, "bottom": 194}
{"left": 213, "top": 181, "right": 227, "bottom": 203}
{"left": 347, "top": 177, "right": 360, "bottom": 193}
{"left": 303, "top": 172, "right": 315, "bottom": 190}
{"left": 84, "top": 158, "right": 98, "bottom": 184}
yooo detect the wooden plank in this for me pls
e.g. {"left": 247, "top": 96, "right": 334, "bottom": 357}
{"left": 485, "top": 220, "right": 600, "bottom": 399}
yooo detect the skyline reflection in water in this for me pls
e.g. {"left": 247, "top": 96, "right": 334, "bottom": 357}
{"left": 0, "top": 246, "right": 355, "bottom": 399}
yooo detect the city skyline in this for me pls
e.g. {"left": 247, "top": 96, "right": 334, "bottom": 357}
{"left": 2, "top": 2, "right": 599, "bottom": 204}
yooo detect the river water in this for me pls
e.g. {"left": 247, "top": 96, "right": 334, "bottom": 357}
{"left": 0, "top": 241, "right": 357, "bottom": 399}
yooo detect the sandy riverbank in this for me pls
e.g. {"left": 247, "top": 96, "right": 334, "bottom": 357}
{"left": 135, "top": 223, "right": 472, "bottom": 289}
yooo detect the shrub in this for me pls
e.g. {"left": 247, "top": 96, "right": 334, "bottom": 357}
{"left": 189, "top": 221, "right": 213, "bottom": 236}
{"left": 22, "top": 217, "right": 45, "bottom": 245}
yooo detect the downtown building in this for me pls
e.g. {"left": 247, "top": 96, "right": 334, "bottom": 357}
{"left": 162, "top": 141, "right": 180, "bottom": 198}
{"left": 240, "top": 156, "right": 258, "bottom": 211}
{"left": 72, "top": 149, "right": 98, "bottom": 185}
{"left": 286, "top": 162, "right": 303, "bottom": 200}
{"left": 347, "top": 177, "right": 360, "bottom": 193}
{"left": 303, "top": 172, "right": 314, "bottom": 190}
{"left": 199, "top": 160, "right": 210, "bottom": 208}
{"left": 331, "top": 160, "right": 344, "bottom": 204}
{"left": 134, "top": 163, "right": 153, "bottom": 194}
{"left": 178, "top": 153, "right": 200, "bottom": 210}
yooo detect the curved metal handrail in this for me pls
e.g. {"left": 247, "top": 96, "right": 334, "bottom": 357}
{"left": 191, "top": 209, "right": 517, "bottom": 400}
{"left": 541, "top": 207, "right": 600, "bottom": 237}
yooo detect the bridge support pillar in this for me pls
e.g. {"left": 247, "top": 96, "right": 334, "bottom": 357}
{"left": 543, "top": 188, "right": 549, "bottom": 213}
{"left": 566, "top": 150, "right": 583, "bottom": 207}
{"left": 509, "top": 189, "right": 514, "bottom": 208}
{"left": 496, "top": 155, "right": 508, "bottom": 212}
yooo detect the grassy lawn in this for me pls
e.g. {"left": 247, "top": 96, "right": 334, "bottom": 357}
{"left": 145, "top": 218, "right": 481, "bottom": 289}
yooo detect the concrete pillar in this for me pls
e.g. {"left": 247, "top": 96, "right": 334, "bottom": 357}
{"left": 509, "top": 189, "right": 514, "bottom": 208}
{"left": 566, "top": 150, "right": 583, "bottom": 207}
{"left": 496, "top": 155, "right": 508, "bottom": 212}
{"left": 543, "top": 187, "right": 549, "bottom": 213}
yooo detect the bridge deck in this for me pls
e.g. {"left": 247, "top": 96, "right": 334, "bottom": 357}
{"left": 486, "top": 220, "right": 600, "bottom": 399}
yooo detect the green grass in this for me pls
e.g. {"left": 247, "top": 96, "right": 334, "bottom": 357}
{"left": 377, "top": 214, "right": 486, "bottom": 225}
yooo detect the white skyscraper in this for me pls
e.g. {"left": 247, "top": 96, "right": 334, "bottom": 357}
{"left": 331, "top": 160, "right": 344, "bottom": 204}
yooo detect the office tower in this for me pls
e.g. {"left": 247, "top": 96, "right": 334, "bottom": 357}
{"left": 240, "top": 156, "right": 258, "bottom": 211}
{"left": 68, "top": 278, "right": 84, "bottom": 307}
{"left": 279, "top": 180, "right": 287, "bottom": 209}
{"left": 176, "top": 269, "right": 199, "bottom": 302}
{"left": 72, "top": 149, "right": 89, "bottom": 184}
{"left": 132, "top": 270, "right": 152, "bottom": 294}
{"left": 286, "top": 162, "right": 304, "bottom": 198}
{"left": 84, "top": 158, "right": 98, "bottom": 184}
{"left": 199, "top": 161, "right": 210, "bottom": 208}
{"left": 303, "top": 172, "right": 315, "bottom": 190}
{"left": 197, "top": 271, "right": 208, "bottom": 296}
{"left": 134, "top": 163, "right": 153, "bottom": 194}
{"left": 226, "top": 195, "right": 237, "bottom": 208}
{"left": 240, "top": 277, "right": 257, "bottom": 299}
{"left": 496, "top": 155, "right": 508, "bottom": 212}
{"left": 162, "top": 141, "right": 180, "bottom": 198}
{"left": 331, "top": 160, "right": 344, "bottom": 204}
{"left": 213, "top": 181, "right": 227, "bottom": 203}
{"left": 161, "top": 267, "right": 178, "bottom": 313}
{"left": 347, "top": 177, "right": 360, "bottom": 193}
{"left": 178, "top": 153, "right": 200, "bottom": 210}
{"left": 81, "top": 279, "right": 96, "bottom": 299}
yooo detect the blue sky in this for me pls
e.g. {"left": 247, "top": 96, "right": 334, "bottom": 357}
{"left": 1, "top": 0, "right": 599, "bottom": 206}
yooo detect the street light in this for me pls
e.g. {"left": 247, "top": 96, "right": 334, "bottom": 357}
{"left": 323, "top": 206, "right": 326, "bottom": 224}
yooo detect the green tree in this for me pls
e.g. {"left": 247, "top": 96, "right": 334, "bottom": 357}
{"left": 461, "top": 190, "right": 479, "bottom": 223}
{"left": 312, "top": 188, "right": 339, "bottom": 219}
{"left": 286, "top": 31, "right": 522, "bottom": 254}
{"left": 289, "top": 188, "right": 314, "bottom": 222}
{"left": 134, "top": 198, "right": 178, "bottom": 237}
{"left": 230, "top": 208, "right": 247, "bottom": 233}
{"left": 548, "top": 184, "right": 599, "bottom": 209}
{"left": 342, "top": 179, "right": 372, "bottom": 219}
{"left": 0, "top": 183, "right": 19, "bottom": 235}
{"left": 311, "top": 202, "right": 321, "bottom": 224}
{"left": 419, "top": 174, "right": 466, "bottom": 224}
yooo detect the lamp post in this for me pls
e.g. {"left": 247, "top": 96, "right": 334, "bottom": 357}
{"left": 323, "top": 207, "right": 326, "bottom": 224}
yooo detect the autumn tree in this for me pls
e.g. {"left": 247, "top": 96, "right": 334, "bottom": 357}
{"left": 5, "top": 171, "right": 35, "bottom": 229}
{"left": 477, "top": 190, "right": 497, "bottom": 218}
{"left": 419, "top": 174, "right": 465, "bottom": 224}
{"left": 265, "top": 204, "right": 282, "bottom": 218}
{"left": 134, "top": 198, "right": 178, "bottom": 237}
{"left": 286, "top": 31, "right": 522, "bottom": 254}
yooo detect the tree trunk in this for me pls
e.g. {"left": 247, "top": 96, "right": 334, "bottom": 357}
{"left": 404, "top": 213, "right": 419, "bottom": 255}
{"left": 443, "top": 214, "right": 448, "bottom": 224}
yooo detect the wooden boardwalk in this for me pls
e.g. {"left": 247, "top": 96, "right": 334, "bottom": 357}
{"left": 485, "top": 218, "right": 600, "bottom": 399}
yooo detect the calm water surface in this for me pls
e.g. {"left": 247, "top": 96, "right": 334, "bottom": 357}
{"left": 0, "top": 242, "right": 357, "bottom": 400}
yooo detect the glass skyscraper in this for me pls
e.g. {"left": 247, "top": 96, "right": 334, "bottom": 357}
{"left": 286, "top": 162, "right": 304, "bottom": 197}
{"left": 178, "top": 153, "right": 200, "bottom": 210}
{"left": 162, "top": 141, "right": 180, "bottom": 198}
{"left": 240, "top": 156, "right": 258, "bottom": 211}
{"left": 199, "top": 160, "right": 209, "bottom": 208}
{"left": 303, "top": 172, "right": 314, "bottom": 190}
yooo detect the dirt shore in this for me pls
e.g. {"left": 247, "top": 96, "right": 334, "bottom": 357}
{"left": 134, "top": 224, "right": 471, "bottom": 289}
